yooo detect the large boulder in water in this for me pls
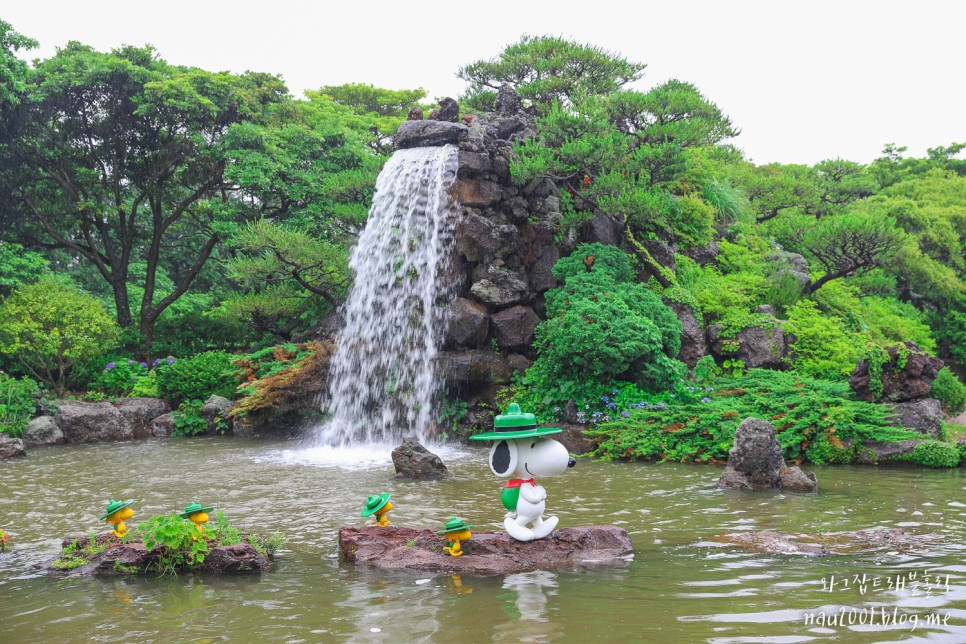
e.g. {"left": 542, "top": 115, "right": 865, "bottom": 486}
{"left": 718, "top": 417, "right": 817, "bottom": 492}
{"left": 391, "top": 437, "right": 449, "bottom": 479}
{"left": 54, "top": 401, "right": 132, "bottom": 443}
{"left": 339, "top": 525, "right": 632, "bottom": 575}
{"left": 394, "top": 120, "right": 468, "bottom": 149}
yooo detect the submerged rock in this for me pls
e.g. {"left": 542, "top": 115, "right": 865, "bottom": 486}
{"left": 391, "top": 437, "right": 449, "bottom": 479}
{"left": 718, "top": 418, "right": 817, "bottom": 492}
{"left": 339, "top": 525, "right": 632, "bottom": 575}
{"left": 718, "top": 528, "right": 944, "bottom": 557}
{"left": 48, "top": 532, "right": 273, "bottom": 577}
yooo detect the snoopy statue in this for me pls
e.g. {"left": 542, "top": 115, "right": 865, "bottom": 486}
{"left": 470, "top": 403, "right": 576, "bottom": 542}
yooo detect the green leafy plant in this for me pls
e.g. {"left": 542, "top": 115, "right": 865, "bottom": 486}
{"left": 172, "top": 400, "right": 209, "bottom": 437}
{"left": 138, "top": 514, "right": 208, "bottom": 575}
{"left": 693, "top": 355, "right": 718, "bottom": 386}
{"left": 248, "top": 531, "right": 286, "bottom": 558}
{"left": 721, "top": 358, "right": 745, "bottom": 378}
{"left": 52, "top": 532, "right": 108, "bottom": 570}
{"left": 207, "top": 511, "right": 242, "bottom": 547}
{"left": 0, "top": 373, "right": 38, "bottom": 436}
{"left": 892, "top": 440, "right": 961, "bottom": 468}
{"left": 155, "top": 351, "right": 240, "bottom": 404}
{"left": 930, "top": 367, "right": 966, "bottom": 415}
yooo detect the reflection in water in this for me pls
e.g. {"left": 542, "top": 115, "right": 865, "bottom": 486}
{"left": 493, "top": 571, "right": 562, "bottom": 642}
{"left": 0, "top": 439, "right": 964, "bottom": 642}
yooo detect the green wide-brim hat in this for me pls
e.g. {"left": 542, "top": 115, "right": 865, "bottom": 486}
{"left": 100, "top": 499, "right": 134, "bottom": 521}
{"left": 360, "top": 493, "right": 391, "bottom": 517}
{"left": 469, "top": 403, "right": 562, "bottom": 441}
{"left": 178, "top": 502, "right": 214, "bottom": 518}
{"left": 437, "top": 517, "right": 473, "bottom": 534}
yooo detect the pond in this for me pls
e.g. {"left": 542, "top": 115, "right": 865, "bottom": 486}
{"left": 1, "top": 438, "right": 964, "bottom": 642}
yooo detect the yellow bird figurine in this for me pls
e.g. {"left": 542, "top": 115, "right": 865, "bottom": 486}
{"left": 101, "top": 500, "right": 135, "bottom": 538}
{"left": 179, "top": 502, "right": 214, "bottom": 538}
{"left": 361, "top": 493, "right": 392, "bottom": 527}
{"left": 438, "top": 517, "right": 473, "bottom": 557}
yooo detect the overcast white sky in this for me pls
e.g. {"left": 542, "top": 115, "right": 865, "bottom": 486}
{"left": 5, "top": 1, "right": 964, "bottom": 165}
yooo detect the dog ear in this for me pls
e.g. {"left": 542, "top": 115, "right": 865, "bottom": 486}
{"left": 489, "top": 440, "right": 518, "bottom": 476}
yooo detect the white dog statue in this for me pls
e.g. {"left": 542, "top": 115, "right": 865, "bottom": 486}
{"left": 471, "top": 403, "right": 576, "bottom": 542}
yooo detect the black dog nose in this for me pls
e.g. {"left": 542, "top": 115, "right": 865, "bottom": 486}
{"left": 568, "top": 457, "right": 577, "bottom": 468}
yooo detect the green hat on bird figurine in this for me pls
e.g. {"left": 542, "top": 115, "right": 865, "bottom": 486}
{"left": 100, "top": 499, "right": 134, "bottom": 521}
{"left": 178, "top": 502, "right": 214, "bottom": 518}
{"left": 360, "top": 493, "right": 391, "bottom": 517}
{"left": 437, "top": 517, "right": 473, "bottom": 534}
{"left": 469, "top": 403, "right": 562, "bottom": 440}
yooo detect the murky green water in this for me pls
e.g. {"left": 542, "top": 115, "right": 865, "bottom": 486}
{"left": 1, "top": 438, "right": 964, "bottom": 642}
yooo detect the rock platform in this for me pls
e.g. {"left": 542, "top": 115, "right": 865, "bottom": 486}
{"left": 47, "top": 532, "right": 272, "bottom": 577}
{"left": 338, "top": 525, "right": 632, "bottom": 575}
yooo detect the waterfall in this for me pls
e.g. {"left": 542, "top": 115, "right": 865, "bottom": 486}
{"left": 314, "top": 144, "right": 460, "bottom": 446}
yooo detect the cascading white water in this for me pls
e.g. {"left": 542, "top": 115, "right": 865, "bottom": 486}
{"left": 314, "top": 144, "right": 460, "bottom": 446}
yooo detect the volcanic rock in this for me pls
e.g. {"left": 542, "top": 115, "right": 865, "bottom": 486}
{"left": 670, "top": 301, "right": 706, "bottom": 369}
{"left": 391, "top": 437, "right": 449, "bottom": 479}
{"left": 0, "top": 433, "right": 26, "bottom": 459}
{"left": 394, "top": 120, "right": 468, "bottom": 149}
{"left": 708, "top": 321, "right": 787, "bottom": 370}
{"left": 54, "top": 401, "right": 132, "bottom": 443}
{"left": 406, "top": 107, "right": 423, "bottom": 120}
{"left": 437, "top": 351, "right": 512, "bottom": 384}
{"left": 718, "top": 417, "right": 817, "bottom": 492}
{"left": 890, "top": 398, "right": 943, "bottom": 438}
{"left": 856, "top": 439, "right": 923, "bottom": 464}
{"left": 114, "top": 397, "right": 171, "bottom": 439}
{"left": 490, "top": 305, "right": 540, "bottom": 352}
{"left": 23, "top": 415, "right": 65, "bottom": 447}
{"left": 151, "top": 412, "right": 176, "bottom": 438}
{"left": 444, "top": 298, "right": 489, "bottom": 348}
{"left": 849, "top": 341, "right": 943, "bottom": 402}
{"left": 433, "top": 97, "right": 459, "bottom": 122}
{"left": 494, "top": 84, "right": 524, "bottom": 114}
{"left": 48, "top": 532, "right": 272, "bottom": 577}
{"left": 339, "top": 525, "right": 632, "bottom": 575}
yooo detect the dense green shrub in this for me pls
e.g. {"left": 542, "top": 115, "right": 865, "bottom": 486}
{"left": 91, "top": 360, "right": 149, "bottom": 398}
{"left": 0, "top": 279, "right": 119, "bottom": 395}
{"left": 155, "top": 351, "right": 240, "bottom": 403}
{"left": 516, "top": 244, "right": 685, "bottom": 413}
{"left": 930, "top": 368, "right": 966, "bottom": 415}
{"left": 892, "top": 440, "right": 961, "bottom": 468}
{"left": 0, "top": 374, "right": 39, "bottom": 436}
{"left": 590, "top": 369, "right": 923, "bottom": 465}
{"left": 784, "top": 300, "right": 862, "bottom": 380}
